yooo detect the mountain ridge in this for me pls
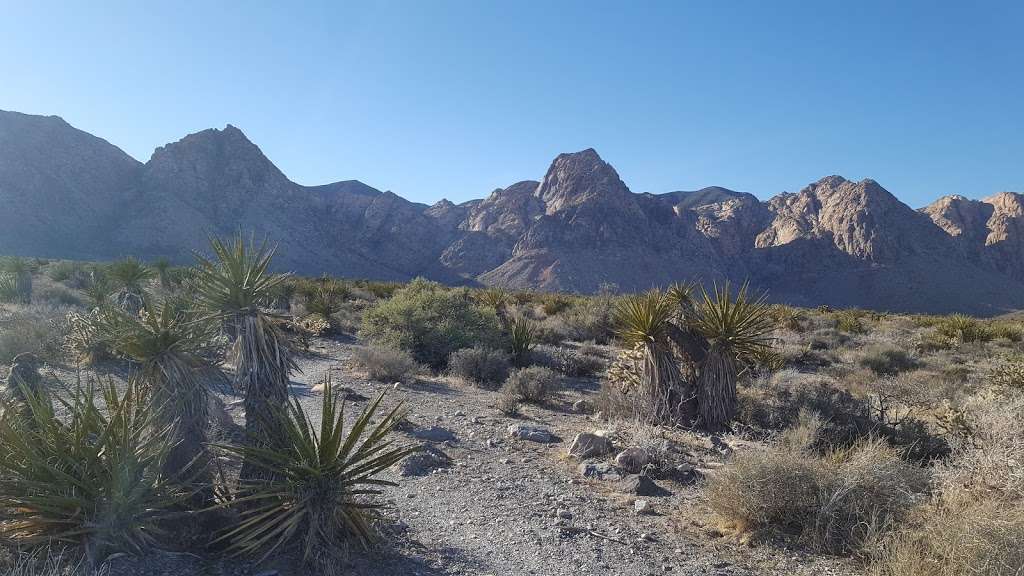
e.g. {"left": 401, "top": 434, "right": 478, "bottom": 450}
{"left": 2, "top": 109, "right": 1023, "bottom": 315}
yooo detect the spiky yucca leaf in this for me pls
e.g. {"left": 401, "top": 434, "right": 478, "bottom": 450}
{"left": 192, "top": 235, "right": 287, "bottom": 316}
{"left": 0, "top": 377, "right": 183, "bottom": 563}
{"left": 305, "top": 282, "right": 345, "bottom": 320}
{"left": 107, "top": 258, "right": 153, "bottom": 294}
{"left": 689, "top": 282, "right": 774, "bottom": 356}
{"left": 193, "top": 234, "right": 297, "bottom": 482}
{"left": 509, "top": 316, "right": 537, "bottom": 367}
{"left": 476, "top": 288, "right": 511, "bottom": 314}
{"left": 0, "top": 272, "right": 17, "bottom": 303}
{"left": 614, "top": 291, "right": 676, "bottom": 347}
{"left": 611, "top": 291, "right": 691, "bottom": 424}
{"left": 214, "top": 379, "right": 417, "bottom": 565}
{"left": 92, "top": 302, "right": 218, "bottom": 488}
{"left": 690, "top": 282, "right": 774, "bottom": 432}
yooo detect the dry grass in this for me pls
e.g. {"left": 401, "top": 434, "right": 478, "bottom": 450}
{"left": 705, "top": 417, "right": 929, "bottom": 555}
{"left": 351, "top": 345, "right": 421, "bottom": 383}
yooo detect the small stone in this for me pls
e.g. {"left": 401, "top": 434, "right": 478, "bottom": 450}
{"left": 578, "top": 461, "right": 623, "bottom": 481}
{"left": 392, "top": 446, "right": 451, "bottom": 477}
{"left": 411, "top": 425, "right": 458, "bottom": 443}
{"left": 556, "top": 508, "right": 573, "bottom": 519}
{"left": 615, "top": 447, "right": 650, "bottom": 474}
{"left": 507, "top": 423, "right": 554, "bottom": 443}
{"left": 572, "top": 399, "right": 591, "bottom": 413}
{"left": 567, "top": 432, "right": 613, "bottom": 459}
{"left": 634, "top": 499, "right": 654, "bottom": 515}
{"left": 620, "top": 474, "right": 671, "bottom": 497}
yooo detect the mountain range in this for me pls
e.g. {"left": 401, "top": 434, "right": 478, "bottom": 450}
{"left": 2, "top": 109, "right": 1023, "bottom": 315}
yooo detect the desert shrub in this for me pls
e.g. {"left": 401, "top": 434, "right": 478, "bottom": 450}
{"left": 533, "top": 316, "right": 569, "bottom": 345}
{"left": 935, "top": 313, "right": 993, "bottom": 344}
{"left": 0, "top": 378, "right": 184, "bottom": 563}
{"left": 496, "top": 391, "right": 520, "bottom": 415}
{"left": 560, "top": 295, "right": 616, "bottom": 344}
{"left": 539, "top": 293, "right": 573, "bottom": 316}
{"left": 915, "top": 330, "right": 956, "bottom": 353}
{"left": 532, "top": 344, "right": 604, "bottom": 377}
{"left": 869, "top": 498, "right": 1024, "bottom": 576}
{"left": 360, "top": 278, "right": 505, "bottom": 369}
{"left": 737, "top": 370, "right": 874, "bottom": 447}
{"left": 34, "top": 283, "right": 83, "bottom": 307}
{"left": 990, "top": 354, "right": 1024, "bottom": 391}
{"left": 807, "top": 327, "right": 849, "bottom": 350}
{"left": 706, "top": 428, "right": 928, "bottom": 555}
{"left": 500, "top": 366, "right": 559, "bottom": 405}
{"left": 858, "top": 345, "right": 920, "bottom": 376}
{"left": 0, "top": 305, "right": 70, "bottom": 365}
{"left": 989, "top": 322, "right": 1024, "bottom": 343}
{"left": 833, "top": 309, "right": 868, "bottom": 334}
{"left": 447, "top": 346, "right": 510, "bottom": 388}
{"left": 769, "top": 304, "right": 808, "bottom": 332}
{"left": 351, "top": 345, "right": 420, "bottom": 383}
{"left": 214, "top": 381, "right": 415, "bottom": 568}
{"left": 0, "top": 273, "right": 18, "bottom": 302}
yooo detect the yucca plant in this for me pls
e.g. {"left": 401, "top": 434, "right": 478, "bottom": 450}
{"left": 2, "top": 257, "right": 33, "bottom": 304}
{"left": 936, "top": 313, "right": 993, "bottom": 344}
{"left": 613, "top": 290, "right": 692, "bottom": 424}
{"left": 509, "top": 316, "right": 537, "bottom": 367}
{"left": 689, "top": 282, "right": 774, "bottom": 432}
{"left": 92, "top": 301, "right": 219, "bottom": 495}
{"left": 477, "top": 288, "right": 511, "bottom": 319}
{"left": 0, "top": 272, "right": 18, "bottom": 303}
{"left": 0, "top": 377, "right": 183, "bottom": 564}
{"left": 82, "top": 270, "right": 114, "bottom": 309}
{"left": 213, "top": 379, "right": 416, "bottom": 567}
{"left": 152, "top": 258, "right": 172, "bottom": 290}
{"left": 107, "top": 257, "right": 153, "bottom": 314}
{"left": 193, "top": 235, "right": 297, "bottom": 482}
{"left": 305, "top": 282, "right": 346, "bottom": 324}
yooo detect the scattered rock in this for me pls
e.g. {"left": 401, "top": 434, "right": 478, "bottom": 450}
{"left": 621, "top": 474, "right": 671, "bottom": 497}
{"left": 410, "top": 425, "right": 458, "bottom": 443}
{"left": 392, "top": 446, "right": 451, "bottom": 477}
{"left": 578, "top": 461, "right": 623, "bottom": 481}
{"left": 508, "top": 423, "right": 554, "bottom": 443}
{"left": 567, "top": 432, "right": 612, "bottom": 459}
{"left": 634, "top": 499, "right": 654, "bottom": 515}
{"left": 572, "top": 399, "right": 591, "bottom": 414}
{"left": 556, "top": 508, "right": 573, "bottom": 519}
{"left": 615, "top": 447, "right": 650, "bottom": 473}
{"left": 672, "top": 463, "right": 701, "bottom": 484}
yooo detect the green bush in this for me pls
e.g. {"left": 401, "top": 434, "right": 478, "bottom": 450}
{"left": 360, "top": 278, "right": 505, "bottom": 369}
{"left": 447, "top": 346, "right": 510, "bottom": 388}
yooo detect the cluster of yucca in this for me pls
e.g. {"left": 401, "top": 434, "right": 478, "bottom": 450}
{"left": 0, "top": 235, "right": 414, "bottom": 569}
{"left": 609, "top": 281, "right": 775, "bottom": 431}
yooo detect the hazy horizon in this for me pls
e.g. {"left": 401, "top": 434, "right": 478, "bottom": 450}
{"left": 3, "top": 1, "right": 1022, "bottom": 205}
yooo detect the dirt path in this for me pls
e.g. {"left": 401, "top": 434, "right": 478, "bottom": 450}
{"left": 202, "top": 337, "right": 858, "bottom": 576}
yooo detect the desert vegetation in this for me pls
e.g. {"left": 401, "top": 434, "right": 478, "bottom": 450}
{"left": 0, "top": 244, "right": 1021, "bottom": 575}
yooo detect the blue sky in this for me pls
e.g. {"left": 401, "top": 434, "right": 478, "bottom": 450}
{"left": 2, "top": 1, "right": 1022, "bottom": 206}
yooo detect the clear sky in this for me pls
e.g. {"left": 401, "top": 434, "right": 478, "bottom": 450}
{"left": 2, "top": 1, "right": 1022, "bottom": 207}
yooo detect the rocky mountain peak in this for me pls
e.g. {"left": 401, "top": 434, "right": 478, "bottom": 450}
{"left": 535, "top": 148, "right": 630, "bottom": 213}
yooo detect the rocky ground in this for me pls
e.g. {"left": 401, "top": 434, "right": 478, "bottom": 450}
{"left": 89, "top": 336, "right": 858, "bottom": 576}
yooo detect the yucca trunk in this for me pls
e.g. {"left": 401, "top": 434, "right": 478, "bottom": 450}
{"left": 234, "top": 313, "right": 293, "bottom": 483}
{"left": 697, "top": 341, "right": 739, "bottom": 433}
{"left": 635, "top": 342, "right": 688, "bottom": 425}
{"left": 14, "top": 270, "right": 31, "bottom": 304}
{"left": 147, "top": 357, "right": 211, "bottom": 500}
